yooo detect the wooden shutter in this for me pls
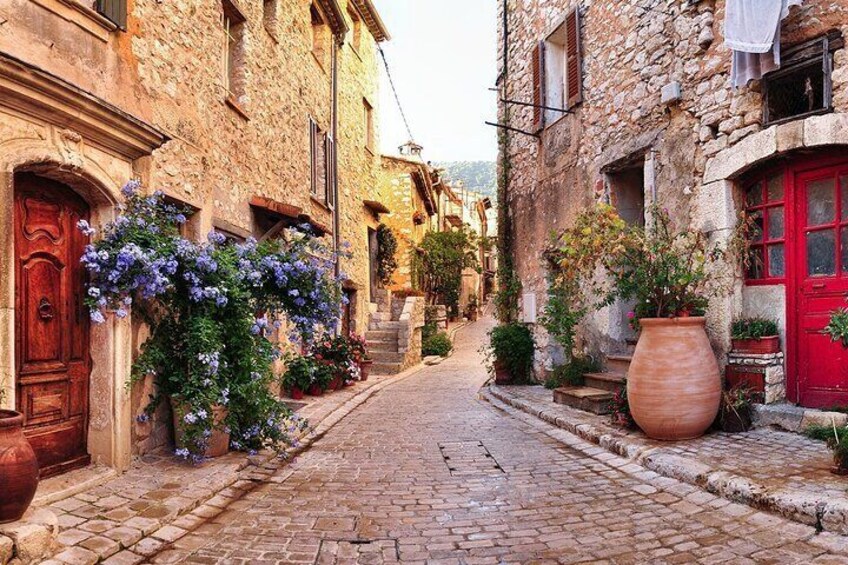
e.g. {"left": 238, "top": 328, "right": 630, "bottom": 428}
{"left": 325, "top": 134, "right": 336, "bottom": 209}
{"left": 309, "top": 118, "right": 318, "bottom": 196}
{"left": 96, "top": 0, "right": 127, "bottom": 29}
{"left": 565, "top": 8, "right": 583, "bottom": 107}
{"left": 532, "top": 41, "right": 546, "bottom": 131}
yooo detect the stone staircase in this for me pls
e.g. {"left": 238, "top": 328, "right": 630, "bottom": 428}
{"left": 552, "top": 347, "right": 633, "bottom": 415}
{"left": 365, "top": 302, "right": 404, "bottom": 375}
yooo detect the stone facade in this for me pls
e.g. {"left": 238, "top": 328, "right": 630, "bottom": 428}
{"left": 0, "top": 0, "right": 389, "bottom": 470}
{"left": 497, "top": 0, "right": 848, "bottom": 393}
{"left": 376, "top": 154, "right": 439, "bottom": 289}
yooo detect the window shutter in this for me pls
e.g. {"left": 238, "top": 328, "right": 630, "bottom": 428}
{"left": 309, "top": 118, "right": 318, "bottom": 196}
{"left": 532, "top": 40, "right": 546, "bottom": 131}
{"left": 565, "top": 8, "right": 583, "bottom": 107}
{"left": 325, "top": 134, "right": 336, "bottom": 209}
{"left": 96, "top": 0, "right": 127, "bottom": 29}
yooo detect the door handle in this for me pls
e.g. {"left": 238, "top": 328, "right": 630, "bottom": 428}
{"left": 38, "top": 297, "right": 54, "bottom": 320}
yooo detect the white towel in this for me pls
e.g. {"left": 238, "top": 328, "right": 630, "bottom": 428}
{"left": 726, "top": 0, "right": 803, "bottom": 88}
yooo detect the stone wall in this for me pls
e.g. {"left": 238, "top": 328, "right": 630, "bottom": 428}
{"left": 498, "top": 0, "right": 848, "bottom": 378}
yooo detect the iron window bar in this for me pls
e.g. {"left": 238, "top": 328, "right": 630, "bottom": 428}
{"left": 484, "top": 121, "right": 539, "bottom": 139}
{"left": 487, "top": 88, "right": 572, "bottom": 114}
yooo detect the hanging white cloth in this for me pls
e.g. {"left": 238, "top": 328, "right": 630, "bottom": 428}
{"left": 726, "top": 0, "right": 803, "bottom": 88}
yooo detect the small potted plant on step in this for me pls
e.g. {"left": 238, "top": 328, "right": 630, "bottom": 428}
{"left": 731, "top": 318, "right": 780, "bottom": 354}
{"left": 282, "top": 356, "right": 317, "bottom": 400}
{"left": 719, "top": 384, "right": 759, "bottom": 433}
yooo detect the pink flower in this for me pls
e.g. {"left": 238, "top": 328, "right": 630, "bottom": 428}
{"left": 627, "top": 311, "right": 635, "bottom": 319}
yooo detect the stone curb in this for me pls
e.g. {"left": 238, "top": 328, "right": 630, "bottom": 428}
{"left": 482, "top": 386, "right": 848, "bottom": 536}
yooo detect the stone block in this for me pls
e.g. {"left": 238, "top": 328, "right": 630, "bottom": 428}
{"left": 0, "top": 523, "right": 54, "bottom": 564}
{"left": 776, "top": 120, "right": 804, "bottom": 152}
{"left": 0, "top": 535, "right": 12, "bottom": 565}
{"left": 703, "top": 126, "right": 777, "bottom": 183}
{"left": 752, "top": 403, "right": 805, "bottom": 432}
{"left": 804, "top": 113, "right": 848, "bottom": 148}
{"left": 52, "top": 546, "right": 99, "bottom": 565}
{"left": 800, "top": 410, "right": 848, "bottom": 430}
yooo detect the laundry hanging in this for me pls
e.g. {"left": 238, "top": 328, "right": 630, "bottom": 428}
{"left": 725, "top": 0, "right": 803, "bottom": 88}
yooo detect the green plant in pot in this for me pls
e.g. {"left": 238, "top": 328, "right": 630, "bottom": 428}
{"left": 719, "top": 384, "right": 759, "bottom": 433}
{"left": 282, "top": 356, "right": 318, "bottom": 400}
{"left": 731, "top": 317, "right": 780, "bottom": 354}
{"left": 487, "top": 323, "right": 535, "bottom": 385}
{"left": 548, "top": 204, "right": 742, "bottom": 441}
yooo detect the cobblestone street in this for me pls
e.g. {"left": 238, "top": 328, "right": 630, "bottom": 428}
{"left": 151, "top": 319, "right": 848, "bottom": 564}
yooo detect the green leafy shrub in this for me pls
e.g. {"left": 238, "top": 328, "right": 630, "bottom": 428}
{"left": 804, "top": 422, "right": 848, "bottom": 472}
{"left": 488, "top": 323, "right": 535, "bottom": 383}
{"left": 422, "top": 332, "right": 452, "bottom": 357}
{"left": 731, "top": 317, "right": 779, "bottom": 339}
{"left": 411, "top": 228, "right": 479, "bottom": 317}
{"left": 545, "top": 355, "right": 601, "bottom": 388}
{"left": 826, "top": 307, "right": 848, "bottom": 348}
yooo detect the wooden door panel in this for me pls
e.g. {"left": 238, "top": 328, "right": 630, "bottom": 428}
{"left": 15, "top": 173, "right": 91, "bottom": 477}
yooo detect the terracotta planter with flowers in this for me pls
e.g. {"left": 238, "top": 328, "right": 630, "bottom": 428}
{"left": 172, "top": 402, "right": 230, "bottom": 459}
{"left": 289, "top": 387, "right": 304, "bottom": 400}
{"left": 359, "top": 359, "right": 373, "bottom": 381}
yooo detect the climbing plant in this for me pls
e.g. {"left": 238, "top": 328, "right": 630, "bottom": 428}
{"left": 375, "top": 223, "right": 398, "bottom": 286}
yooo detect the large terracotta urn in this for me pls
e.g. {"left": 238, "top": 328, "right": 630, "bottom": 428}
{"left": 0, "top": 410, "right": 40, "bottom": 523}
{"left": 627, "top": 317, "right": 721, "bottom": 441}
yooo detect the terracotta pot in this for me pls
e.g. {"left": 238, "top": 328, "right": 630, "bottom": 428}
{"left": 308, "top": 384, "right": 324, "bottom": 396}
{"left": 627, "top": 317, "right": 721, "bottom": 441}
{"left": 359, "top": 360, "right": 373, "bottom": 381}
{"left": 731, "top": 336, "right": 780, "bottom": 354}
{"left": 329, "top": 377, "right": 342, "bottom": 391}
{"left": 172, "top": 402, "right": 230, "bottom": 459}
{"left": 493, "top": 360, "right": 512, "bottom": 385}
{"left": 289, "top": 387, "right": 304, "bottom": 400}
{"left": 0, "top": 410, "right": 39, "bottom": 524}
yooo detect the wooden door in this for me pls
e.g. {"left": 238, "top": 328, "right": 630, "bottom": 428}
{"left": 794, "top": 166, "right": 848, "bottom": 408}
{"left": 15, "top": 173, "right": 91, "bottom": 477}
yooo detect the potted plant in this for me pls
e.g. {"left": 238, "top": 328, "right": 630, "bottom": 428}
{"left": 731, "top": 318, "right": 780, "bottom": 354}
{"left": 719, "top": 384, "right": 759, "bottom": 433}
{"left": 547, "top": 205, "right": 739, "bottom": 440}
{"left": 0, "top": 407, "right": 39, "bottom": 524}
{"left": 487, "top": 323, "right": 535, "bottom": 385}
{"left": 348, "top": 334, "right": 372, "bottom": 381}
{"left": 82, "top": 182, "right": 343, "bottom": 462}
{"left": 282, "top": 356, "right": 317, "bottom": 400}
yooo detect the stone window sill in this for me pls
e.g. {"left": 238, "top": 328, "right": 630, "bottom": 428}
{"left": 31, "top": 0, "right": 118, "bottom": 42}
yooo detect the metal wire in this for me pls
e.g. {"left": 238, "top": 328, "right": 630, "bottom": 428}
{"left": 378, "top": 45, "right": 415, "bottom": 142}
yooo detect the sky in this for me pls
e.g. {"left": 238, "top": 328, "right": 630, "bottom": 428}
{"left": 372, "top": 0, "right": 498, "bottom": 163}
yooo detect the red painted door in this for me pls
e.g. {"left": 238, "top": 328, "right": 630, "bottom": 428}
{"left": 15, "top": 173, "right": 91, "bottom": 477}
{"left": 794, "top": 166, "right": 848, "bottom": 408}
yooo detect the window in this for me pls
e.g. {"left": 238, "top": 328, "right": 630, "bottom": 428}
{"left": 310, "top": 118, "right": 329, "bottom": 202}
{"left": 532, "top": 7, "right": 582, "bottom": 129}
{"left": 222, "top": 0, "right": 247, "bottom": 106}
{"left": 744, "top": 172, "right": 786, "bottom": 281}
{"left": 763, "top": 32, "right": 843, "bottom": 126}
{"left": 96, "top": 0, "right": 127, "bottom": 29}
{"left": 311, "top": 4, "right": 329, "bottom": 68}
{"left": 348, "top": 4, "right": 363, "bottom": 53}
{"left": 263, "top": 0, "right": 278, "bottom": 40}
{"left": 364, "top": 98, "right": 375, "bottom": 152}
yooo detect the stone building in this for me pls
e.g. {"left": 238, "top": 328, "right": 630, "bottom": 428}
{"left": 375, "top": 152, "right": 440, "bottom": 290}
{"left": 0, "top": 0, "right": 388, "bottom": 476}
{"left": 497, "top": 0, "right": 848, "bottom": 408}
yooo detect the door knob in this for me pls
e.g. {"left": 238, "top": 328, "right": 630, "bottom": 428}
{"left": 38, "top": 297, "right": 54, "bottom": 320}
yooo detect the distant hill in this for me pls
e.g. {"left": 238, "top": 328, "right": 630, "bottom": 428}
{"left": 434, "top": 161, "right": 496, "bottom": 197}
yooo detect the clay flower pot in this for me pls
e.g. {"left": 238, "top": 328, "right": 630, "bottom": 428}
{"left": 308, "top": 383, "right": 324, "bottom": 396}
{"left": 493, "top": 360, "right": 512, "bottom": 385}
{"left": 172, "top": 402, "right": 231, "bottom": 459}
{"left": 731, "top": 336, "right": 780, "bottom": 354}
{"left": 0, "top": 410, "right": 40, "bottom": 523}
{"left": 359, "top": 359, "right": 373, "bottom": 381}
{"left": 289, "top": 387, "right": 304, "bottom": 400}
{"left": 627, "top": 317, "right": 721, "bottom": 441}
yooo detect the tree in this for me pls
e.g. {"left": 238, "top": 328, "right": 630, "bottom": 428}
{"left": 412, "top": 227, "right": 479, "bottom": 317}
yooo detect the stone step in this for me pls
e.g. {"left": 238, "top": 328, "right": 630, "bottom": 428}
{"left": 369, "top": 350, "right": 404, "bottom": 363}
{"left": 583, "top": 372, "right": 626, "bottom": 393}
{"left": 605, "top": 354, "right": 632, "bottom": 375}
{"left": 371, "top": 361, "right": 403, "bottom": 375}
{"left": 365, "top": 330, "right": 399, "bottom": 342}
{"left": 368, "top": 340, "right": 399, "bottom": 353}
{"left": 553, "top": 386, "right": 613, "bottom": 415}
{"left": 372, "top": 321, "right": 401, "bottom": 329}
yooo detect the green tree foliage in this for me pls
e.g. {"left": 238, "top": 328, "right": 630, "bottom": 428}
{"left": 376, "top": 223, "right": 398, "bottom": 286}
{"left": 412, "top": 228, "right": 479, "bottom": 317}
